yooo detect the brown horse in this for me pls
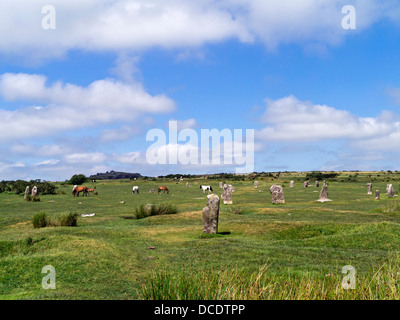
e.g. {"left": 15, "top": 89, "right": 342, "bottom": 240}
{"left": 72, "top": 186, "right": 88, "bottom": 197}
{"left": 158, "top": 186, "right": 169, "bottom": 194}
{"left": 87, "top": 187, "right": 96, "bottom": 195}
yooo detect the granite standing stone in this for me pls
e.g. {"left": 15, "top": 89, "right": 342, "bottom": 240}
{"left": 387, "top": 184, "right": 395, "bottom": 198}
{"left": 24, "top": 186, "right": 30, "bottom": 200}
{"left": 269, "top": 185, "right": 285, "bottom": 204}
{"left": 290, "top": 181, "right": 294, "bottom": 188}
{"left": 254, "top": 181, "right": 258, "bottom": 189}
{"left": 31, "top": 186, "right": 38, "bottom": 198}
{"left": 367, "top": 183, "right": 373, "bottom": 195}
{"left": 317, "top": 185, "right": 331, "bottom": 202}
{"left": 221, "top": 184, "right": 235, "bottom": 205}
{"left": 202, "top": 194, "right": 220, "bottom": 234}
{"left": 375, "top": 190, "right": 380, "bottom": 200}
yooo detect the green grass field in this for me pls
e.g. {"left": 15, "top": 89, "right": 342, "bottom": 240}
{"left": 1, "top": 172, "right": 400, "bottom": 300}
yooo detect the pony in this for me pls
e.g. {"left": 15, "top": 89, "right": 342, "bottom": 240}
{"left": 72, "top": 185, "right": 88, "bottom": 197}
{"left": 200, "top": 185, "right": 213, "bottom": 194}
{"left": 132, "top": 186, "right": 139, "bottom": 194}
{"left": 87, "top": 186, "right": 96, "bottom": 195}
{"left": 158, "top": 186, "right": 169, "bottom": 194}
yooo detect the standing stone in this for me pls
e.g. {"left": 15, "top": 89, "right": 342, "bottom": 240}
{"left": 367, "top": 183, "right": 373, "bottom": 195}
{"left": 317, "top": 185, "right": 331, "bottom": 202}
{"left": 254, "top": 181, "right": 258, "bottom": 189}
{"left": 202, "top": 194, "right": 220, "bottom": 234}
{"left": 219, "top": 182, "right": 223, "bottom": 189}
{"left": 221, "top": 184, "right": 235, "bottom": 205}
{"left": 304, "top": 181, "right": 310, "bottom": 188}
{"left": 269, "top": 185, "right": 285, "bottom": 204}
{"left": 290, "top": 181, "right": 294, "bottom": 188}
{"left": 315, "top": 181, "right": 319, "bottom": 188}
{"left": 323, "top": 180, "right": 327, "bottom": 187}
{"left": 375, "top": 190, "right": 380, "bottom": 200}
{"left": 24, "top": 186, "right": 30, "bottom": 200}
{"left": 31, "top": 186, "right": 38, "bottom": 198}
{"left": 387, "top": 184, "right": 395, "bottom": 198}
{"left": 149, "top": 188, "right": 155, "bottom": 193}
{"left": 186, "top": 182, "right": 189, "bottom": 188}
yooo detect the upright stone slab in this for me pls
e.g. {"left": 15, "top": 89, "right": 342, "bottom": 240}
{"left": 219, "top": 182, "right": 223, "bottom": 189}
{"left": 24, "top": 186, "right": 30, "bottom": 200}
{"left": 387, "top": 184, "right": 395, "bottom": 198}
{"left": 290, "top": 181, "right": 294, "bottom": 188}
{"left": 318, "top": 185, "right": 331, "bottom": 202}
{"left": 254, "top": 181, "right": 258, "bottom": 189}
{"left": 202, "top": 194, "right": 220, "bottom": 234}
{"left": 304, "top": 181, "right": 310, "bottom": 188}
{"left": 269, "top": 185, "right": 285, "bottom": 204}
{"left": 186, "top": 182, "right": 189, "bottom": 188}
{"left": 315, "top": 181, "right": 319, "bottom": 188}
{"left": 31, "top": 186, "right": 38, "bottom": 198}
{"left": 221, "top": 184, "right": 235, "bottom": 205}
{"left": 375, "top": 190, "right": 380, "bottom": 200}
{"left": 367, "top": 183, "right": 373, "bottom": 195}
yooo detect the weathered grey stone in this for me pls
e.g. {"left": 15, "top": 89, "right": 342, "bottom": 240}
{"left": 367, "top": 183, "right": 373, "bottom": 195}
{"left": 202, "top": 194, "right": 220, "bottom": 234}
{"left": 24, "top": 186, "right": 30, "bottom": 200}
{"left": 317, "top": 185, "right": 331, "bottom": 202}
{"left": 221, "top": 184, "right": 235, "bottom": 205}
{"left": 149, "top": 188, "right": 155, "bottom": 193}
{"left": 31, "top": 186, "right": 38, "bottom": 198}
{"left": 387, "top": 184, "right": 395, "bottom": 198}
{"left": 254, "top": 181, "right": 258, "bottom": 189}
{"left": 186, "top": 182, "right": 189, "bottom": 188}
{"left": 315, "top": 181, "right": 319, "bottom": 188}
{"left": 290, "top": 181, "right": 294, "bottom": 188}
{"left": 269, "top": 185, "right": 285, "bottom": 204}
{"left": 304, "top": 181, "right": 310, "bottom": 188}
{"left": 219, "top": 182, "right": 223, "bottom": 189}
{"left": 375, "top": 190, "right": 380, "bottom": 200}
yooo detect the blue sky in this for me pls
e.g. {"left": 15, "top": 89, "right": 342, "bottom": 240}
{"left": 2, "top": 0, "right": 400, "bottom": 180}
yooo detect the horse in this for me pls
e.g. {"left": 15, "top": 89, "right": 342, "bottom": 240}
{"left": 72, "top": 186, "right": 88, "bottom": 197}
{"left": 132, "top": 186, "right": 139, "bottom": 194}
{"left": 158, "top": 186, "right": 169, "bottom": 194}
{"left": 87, "top": 187, "right": 96, "bottom": 195}
{"left": 200, "top": 185, "right": 213, "bottom": 194}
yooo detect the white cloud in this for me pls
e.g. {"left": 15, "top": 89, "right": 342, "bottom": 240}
{"left": 0, "top": 73, "right": 176, "bottom": 141}
{"left": 64, "top": 152, "right": 107, "bottom": 164}
{"left": 1, "top": 0, "right": 399, "bottom": 61}
{"left": 34, "top": 159, "right": 60, "bottom": 166}
{"left": 257, "top": 95, "right": 397, "bottom": 142}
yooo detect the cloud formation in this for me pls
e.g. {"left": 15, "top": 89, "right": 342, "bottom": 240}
{"left": 1, "top": 0, "right": 399, "bottom": 61}
{"left": 0, "top": 73, "right": 175, "bottom": 141}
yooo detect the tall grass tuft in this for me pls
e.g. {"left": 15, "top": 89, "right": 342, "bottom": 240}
{"left": 32, "top": 212, "right": 48, "bottom": 228}
{"left": 139, "top": 253, "right": 400, "bottom": 300}
{"left": 32, "top": 211, "right": 78, "bottom": 228}
{"left": 134, "top": 203, "right": 178, "bottom": 219}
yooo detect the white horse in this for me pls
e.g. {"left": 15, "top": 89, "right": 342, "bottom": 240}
{"left": 200, "top": 185, "right": 213, "bottom": 194}
{"left": 132, "top": 186, "right": 139, "bottom": 194}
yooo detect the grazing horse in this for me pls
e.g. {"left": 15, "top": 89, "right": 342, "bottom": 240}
{"left": 200, "top": 185, "right": 213, "bottom": 194}
{"left": 87, "top": 186, "right": 96, "bottom": 195}
{"left": 158, "top": 186, "right": 169, "bottom": 194}
{"left": 132, "top": 186, "right": 139, "bottom": 194}
{"left": 72, "top": 185, "right": 88, "bottom": 197}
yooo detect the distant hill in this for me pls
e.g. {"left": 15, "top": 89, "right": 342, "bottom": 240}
{"left": 89, "top": 171, "right": 142, "bottom": 180}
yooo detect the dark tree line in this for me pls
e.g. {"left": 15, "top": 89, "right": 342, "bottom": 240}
{"left": 0, "top": 180, "right": 57, "bottom": 195}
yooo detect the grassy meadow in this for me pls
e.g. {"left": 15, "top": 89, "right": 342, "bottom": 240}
{"left": 1, "top": 171, "right": 400, "bottom": 300}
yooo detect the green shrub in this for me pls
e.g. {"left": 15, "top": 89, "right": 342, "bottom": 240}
{"left": 33, "top": 212, "right": 47, "bottom": 228}
{"left": 32, "top": 211, "right": 78, "bottom": 228}
{"left": 59, "top": 212, "right": 78, "bottom": 227}
{"left": 134, "top": 203, "right": 178, "bottom": 219}
{"left": 31, "top": 196, "right": 41, "bottom": 202}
